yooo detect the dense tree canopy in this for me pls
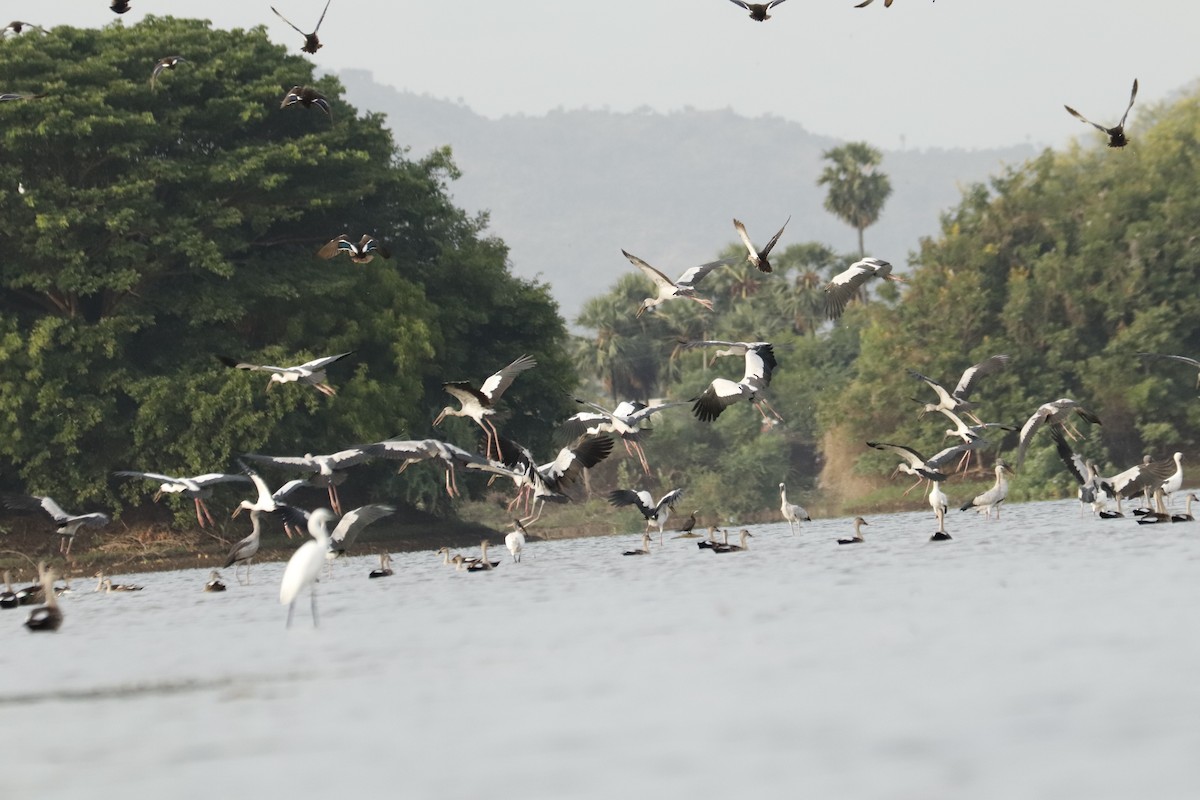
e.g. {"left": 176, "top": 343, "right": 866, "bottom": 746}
{"left": 0, "top": 17, "right": 573, "bottom": 517}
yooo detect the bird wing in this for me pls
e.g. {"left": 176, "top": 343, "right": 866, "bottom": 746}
{"left": 270, "top": 5, "right": 308, "bottom": 35}
{"left": 680, "top": 339, "right": 749, "bottom": 354}
{"left": 728, "top": 0, "right": 751, "bottom": 8}
{"left": 769, "top": 0, "right": 789, "bottom": 6}
{"left": 442, "top": 382, "right": 490, "bottom": 408}
{"left": 272, "top": 479, "right": 316, "bottom": 502}
{"left": 74, "top": 513, "right": 110, "bottom": 528}
{"left": 326, "top": 447, "right": 376, "bottom": 468}
{"left": 624, "top": 400, "right": 687, "bottom": 425}
{"left": 1136, "top": 353, "right": 1200, "bottom": 370}
{"left": 330, "top": 504, "right": 395, "bottom": 546}
{"left": 1119, "top": 78, "right": 1138, "bottom": 128}
{"left": 733, "top": 218, "right": 758, "bottom": 258}
{"left": 866, "top": 441, "right": 926, "bottom": 468}
{"left": 1015, "top": 405, "right": 1053, "bottom": 468}
{"left": 113, "top": 470, "right": 179, "bottom": 484}
{"left": 217, "top": 355, "right": 282, "bottom": 373}
{"left": 479, "top": 354, "right": 538, "bottom": 401}
{"left": 824, "top": 263, "right": 872, "bottom": 320}
{"left": 242, "top": 453, "right": 318, "bottom": 472}
{"left": 1048, "top": 427, "right": 1087, "bottom": 485}
{"left": 1064, "top": 104, "right": 1108, "bottom": 134}
{"left": 540, "top": 435, "right": 614, "bottom": 488}
{"left": 742, "top": 343, "right": 777, "bottom": 386}
{"left": 296, "top": 352, "right": 353, "bottom": 371}
{"left": 760, "top": 215, "right": 790, "bottom": 257}
{"left": 369, "top": 438, "right": 434, "bottom": 462}
{"left": 622, "top": 250, "right": 675, "bottom": 290}
{"left": 313, "top": 0, "right": 332, "bottom": 32}
{"left": 189, "top": 473, "right": 252, "bottom": 488}
{"left": 690, "top": 378, "right": 745, "bottom": 422}
{"left": 925, "top": 442, "right": 973, "bottom": 470}
{"left": 656, "top": 488, "right": 684, "bottom": 514}
{"left": 675, "top": 258, "right": 733, "bottom": 289}
{"left": 317, "top": 234, "right": 350, "bottom": 259}
{"left": 359, "top": 235, "right": 390, "bottom": 259}
{"left": 608, "top": 489, "right": 654, "bottom": 518}
{"left": 907, "top": 369, "right": 954, "bottom": 405}
{"left": 953, "top": 354, "right": 1010, "bottom": 399}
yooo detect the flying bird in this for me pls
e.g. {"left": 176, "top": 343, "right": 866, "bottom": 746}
{"left": 2, "top": 494, "right": 109, "bottom": 555}
{"left": 1015, "top": 398, "right": 1101, "bottom": 470}
{"left": 494, "top": 435, "right": 615, "bottom": 524}
{"left": 728, "top": 0, "right": 788, "bottom": 21}
{"left": 622, "top": 249, "right": 731, "bottom": 317}
{"left": 866, "top": 440, "right": 973, "bottom": 495}
{"left": 113, "top": 470, "right": 250, "bottom": 527}
{"left": 217, "top": 351, "right": 353, "bottom": 397}
{"left": 1136, "top": 353, "right": 1200, "bottom": 388}
{"left": 281, "top": 85, "right": 331, "bottom": 118}
{"left": 434, "top": 354, "right": 537, "bottom": 461}
{"left": 908, "top": 355, "right": 1011, "bottom": 424}
{"left": 271, "top": 0, "right": 332, "bottom": 54}
{"left": 0, "top": 92, "right": 47, "bottom": 102}
{"left": 111, "top": 1, "right": 131, "bottom": 14}
{"left": 369, "top": 437, "right": 505, "bottom": 498}
{"left": 560, "top": 398, "right": 684, "bottom": 474}
{"left": 608, "top": 488, "right": 684, "bottom": 543}
{"left": 242, "top": 447, "right": 376, "bottom": 516}
{"left": 1065, "top": 79, "right": 1138, "bottom": 148}
{"left": 150, "top": 56, "right": 186, "bottom": 89}
{"left": 4, "top": 21, "right": 48, "bottom": 36}
{"left": 824, "top": 257, "right": 905, "bottom": 319}
{"left": 317, "top": 234, "right": 391, "bottom": 264}
{"left": 687, "top": 341, "right": 780, "bottom": 422}
{"left": 733, "top": 216, "right": 790, "bottom": 273}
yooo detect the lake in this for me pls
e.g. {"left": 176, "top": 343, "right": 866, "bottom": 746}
{"left": 4, "top": 497, "right": 1200, "bottom": 799}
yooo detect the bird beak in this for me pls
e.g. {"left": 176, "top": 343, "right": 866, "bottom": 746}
{"left": 231, "top": 506, "right": 242, "bottom": 518}
{"left": 266, "top": 379, "right": 274, "bottom": 391}
{"left": 433, "top": 409, "right": 446, "bottom": 426}
{"left": 153, "top": 490, "right": 162, "bottom": 502}
{"left": 635, "top": 305, "right": 646, "bottom": 318}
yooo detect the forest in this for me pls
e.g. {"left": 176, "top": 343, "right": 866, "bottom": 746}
{"left": 2, "top": 17, "right": 1199, "bottom": 546}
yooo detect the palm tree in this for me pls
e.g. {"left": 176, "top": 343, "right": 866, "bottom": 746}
{"left": 817, "top": 142, "right": 893, "bottom": 258}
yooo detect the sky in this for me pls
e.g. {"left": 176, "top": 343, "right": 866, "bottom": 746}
{"left": 33, "top": 1, "right": 1200, "bottom": 151}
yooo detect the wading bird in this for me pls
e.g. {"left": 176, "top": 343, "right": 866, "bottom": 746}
{"left": 1047, "top": 428, "right": 1112, "bottom": 515}
{"left": 1065, "top": 79, "right": 1138, "bottom": 148}
{"left": 728, "top": 0, "right": 788, "bottom": 21}
{"left": 434, "top": 354, "right": 537, "bottom": 461}
{"left": 838, "top": 517, "right": 869, "bottom": 545}
{"left": 317, "top": 234, "right": 391, "bottom": 264}
{"left": 824, "top": 257, "right": 905, "bottom": 320}
{"left": 271, "top": 0, "right": 332, "bottom": 53}
{"left": 113, "top": 470, "right": 250, "bottom": 528}
{"left": 230, "top": 468, "right": 314, "bottom": 542}
{"left": 281, "top": 85, "right": 331, "bottom": 118}
{"left": 279, "top": 507, "right": 335, "bottom": 627}
{"left": 959, "top": 462, "right": 1011, "bottom": 519}
{"left": 494, "top": 435, "right": 615, "bottom": 524}
{"left": 929, "top": 485, "right": 950, "bottom": 540}
{"left": 2, "top": 494, "right": 109, "bottom": 555}
{"left": 150, "top": 56, "right": 186, "bottom": 89}
{"left": 733, "top": 216, "right": 790, "bottom": 273}
{"left": 608, "top": 488, "right": 684, "bottom": 543}
{"left": 622, "top": 250, "right": 731, "bottom": 317}
{"left": 505, "top": 520, "right": 528, "bottom": 562}
{"left": 218, "top": 351, "right": 352, "bottom": 397}
{"left": 779, "top": 483, "right": 811, "bottom": 535}
{"left": 688, "top": 341, "right": 780, "bottom": 422}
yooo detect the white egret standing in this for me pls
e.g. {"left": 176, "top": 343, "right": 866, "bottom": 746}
{"left": 279, "top": 507, "right": 335, "bottom": 628}
{"left": 505, "top": 520, "right": 528, "bottom": 563}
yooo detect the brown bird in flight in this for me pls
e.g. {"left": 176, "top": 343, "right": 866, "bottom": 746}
{"left": 281, "top": 85, "right": 331, "bottom": 118}
{"left": 1065, "top": 79, "right": 1138, "bottom": 148}
{"left": 272, "top": 0, "right": 332, "bottom": 54}
{"left": 728, "top": 1, "right": 788, "bottom": 22}
{"left": 733, "top": 216, "right": 790, "bottom": 273}
{"left": 317, "top": 234, "right": 391, "bottom": 264}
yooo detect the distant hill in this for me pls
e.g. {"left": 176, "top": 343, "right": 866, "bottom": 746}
{"left": 340, "top": 69, "right": 1037, "bottom": 323}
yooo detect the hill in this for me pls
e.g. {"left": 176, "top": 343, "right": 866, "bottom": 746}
{"left": 339, "top": 69, "right": 1037, "bottom": 320}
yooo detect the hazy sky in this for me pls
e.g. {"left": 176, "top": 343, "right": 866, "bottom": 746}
{"left": 38, "top": 1, "right": 1200, "bottom": 150}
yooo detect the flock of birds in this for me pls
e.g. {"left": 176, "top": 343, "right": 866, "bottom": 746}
{"left": 0, "top": 4, "right": 1186, "bottom": 634}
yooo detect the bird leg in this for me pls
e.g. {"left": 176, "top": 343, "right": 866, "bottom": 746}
{"left": 310, "top": 588, "right": 319, "bottom": 628}
{"left": 901, "top": 476, "right": 924, "bottom": 497}
{"left": 314, "top": 382, "right": 337, "bottom": 397}
{"left": 691, "top": 297, "right": 714, "bottom": 311}
{"left": 632, "top": 441, "right": 652, "bottom": 475}
{"left": 755, "top": 398, "right": 784, "bottom": 422}
{"left": 327, "top": 484, "right": 342, "bottom": 516}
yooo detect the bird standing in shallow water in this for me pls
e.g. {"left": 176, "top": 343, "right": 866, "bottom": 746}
{"left": 728, "top": 0, "right": 788, "bottom": 21}
{"left": 960, "top": 462, "right": 1011, "bottom": 520}
{"left": 272, "top": 0, "right": 332, "bottom": 54}
{"left": 279, "top": 507, "right": 335, "bottom": 627}
{"left": 1065, "top": 79, "right": 1138, "bottom": 148}
{"left": 779, "top": 483, "right": 811, "bottom": 536}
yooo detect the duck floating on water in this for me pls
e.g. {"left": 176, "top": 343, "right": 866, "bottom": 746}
{"left": 24, "top": 563, "right": 62, "bottom": 633}
{"left": 838, "top": 517, "right": 869, "bottom": 545}
{"left": 369, "top": 553, "right": 394, "bottom": 578}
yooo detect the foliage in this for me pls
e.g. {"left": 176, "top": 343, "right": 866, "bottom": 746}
{"left": 818, "top": 142, "right": 893, "bottom": 258}
{"left": 0, "top": 17, "right": 573, "bottom": 519}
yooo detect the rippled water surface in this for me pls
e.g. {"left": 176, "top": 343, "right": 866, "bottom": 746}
{"left": 5, "top": 498, "right": 1200, "bottom": 799}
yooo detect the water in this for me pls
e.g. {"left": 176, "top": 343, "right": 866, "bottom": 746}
{"left": 4, "top": 498, "right": 1200, "bottom": 799}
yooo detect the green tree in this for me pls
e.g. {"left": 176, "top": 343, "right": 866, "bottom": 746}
{"left": 0, "top": 16, "right": 573, "bottom": 516}
{"left": 817, "top": 142, "right": 893, "bottom": 258}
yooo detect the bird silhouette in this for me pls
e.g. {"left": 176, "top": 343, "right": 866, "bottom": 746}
{"left": 281, "top": 85, "right": 331, "bottom": 118}
{"left": 272, "top": 0, "right": 332, "bottom": 54}
{"left": 1065, "top": 79, "right": 1138, "bottom": 148}
{"left": 728, "top": 0, "right": 788, "bottom": 21}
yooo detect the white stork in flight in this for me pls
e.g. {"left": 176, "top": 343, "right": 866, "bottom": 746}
{"left": 1, "top": 494, "right": 109, "bottom": 555}
{"left": 621, "top": 250, "right": 732, "bottom": 317}
{"left": 824, "top": 258, "right": 905, "bottom": 320}
{"left": 1015, "top": 398, "right": 1101, "bottom": 470}
{"left": 866, "top": 440, "right": 975, "bottom": 496}
{"left": 560, "top": 398, "right": 685, "bottom": 474}
{"left": 493, "top": 435, "right": 615, "bottom": 524}
{"left": 217, "top": 351, "right": 353, "bottom": 397}
{"left": 908, "top": 354, "right": 1011, "bottom": 424}
{"left": 241, "top": 446, "right": 376, "bottom": 515}
{"left": 113, "top": 470, "right": 250, "bottom": 527}
{"left": 685, "top": 340, "right": 781, "bottom": 423}
{"left": 434, "top": 354, "right": 537, "bottom": 461}
{"left": 608, "top": 488, "right": 684, "bottom": 544}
